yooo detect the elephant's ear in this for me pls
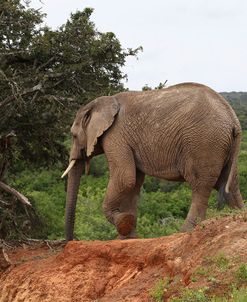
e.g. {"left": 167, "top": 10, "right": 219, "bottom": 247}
{"left": 86, "top": 96, "right": 120, "bottom": 157}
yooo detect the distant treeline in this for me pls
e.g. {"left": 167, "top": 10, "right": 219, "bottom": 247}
{"left": 220, "top": 92, "right": 247, "bottom": 130}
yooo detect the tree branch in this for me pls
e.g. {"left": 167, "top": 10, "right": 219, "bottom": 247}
{"left": 0, "top": 246, "right": 11, "bottom": 270}
{"left": 0, "top": 181, "right": 31, "bottom": 207}
{"left": 0, "top": 83, "right": 43, "bottom": 108}
{"left": 36, "top": 56, "right": 55, "bottom": 72}
{"left": 45, "top": 94, "right": 75, "bottom": 103}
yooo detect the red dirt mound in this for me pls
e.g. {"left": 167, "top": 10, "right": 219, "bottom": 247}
{"left": 1, "top": 213, "right": 247, "bottom": 302}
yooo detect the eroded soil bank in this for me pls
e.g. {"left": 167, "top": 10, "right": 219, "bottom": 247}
{"left": 0, "top": 213, "right": 247, "bottom": 302}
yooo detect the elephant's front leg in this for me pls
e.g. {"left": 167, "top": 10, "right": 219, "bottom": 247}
{"left": 117, "top": 169, "right": 145, "bottom": 239}
{"left": 103, "top": 167, "right": 145, "bottom": 239}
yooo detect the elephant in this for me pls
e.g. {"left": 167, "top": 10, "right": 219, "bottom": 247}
{"left": 62, "top": 82, "right": 244, "bottom": 241}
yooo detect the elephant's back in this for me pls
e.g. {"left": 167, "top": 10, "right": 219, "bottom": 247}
{"left": 111, "top": 83, "right": 240, "bottom": 179}
{"left": 115, "top": 82, "right": 239, "bottom": 130}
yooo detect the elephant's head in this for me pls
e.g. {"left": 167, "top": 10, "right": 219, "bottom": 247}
{"left": 62, "top": 96, "right": 119, "bottom": 241}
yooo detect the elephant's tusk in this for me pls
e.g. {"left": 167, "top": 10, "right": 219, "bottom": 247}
{"left": 61, "top": 160, "right": 76, "bottom": 178}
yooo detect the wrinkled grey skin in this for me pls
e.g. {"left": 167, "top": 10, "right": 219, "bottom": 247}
{"left": 65, "top": 83, "right": 244, "bottom": 241}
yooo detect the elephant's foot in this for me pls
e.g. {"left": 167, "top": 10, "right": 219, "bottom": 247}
{"left": 180, "top": 217, "right": 200, "bottom": 232}
{"left": 117, "top": 229, "right": 137, "bottom": 240}
{"left": 228, "top": 199, "right": 245, "bottom": 209}
{"left": 115, "top": 213, "right": 135, "bottom": 236}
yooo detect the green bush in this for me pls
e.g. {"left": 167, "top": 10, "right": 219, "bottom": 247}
{"left": 8, "top": 131, "right": 246, "bottom": 240}
{"left": 74, "top": 176, "right": 117, "bottom": 240}
{"left": 11, "top": 168, "right": 66, "bottom": 239}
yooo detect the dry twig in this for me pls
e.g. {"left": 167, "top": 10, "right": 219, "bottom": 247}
{"left": 0, "top": 181, "right": 31, "bottom": 207}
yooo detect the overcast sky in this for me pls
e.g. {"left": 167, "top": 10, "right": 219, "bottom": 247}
{"left": 30, "top": 0, "right": 247, "bottom": 92}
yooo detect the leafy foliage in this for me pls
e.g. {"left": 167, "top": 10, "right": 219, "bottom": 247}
{"left": 7, "top": 131, "right": 246, "bottom": 240}
{"left": 10, "top": 168, "right": 65, "bottom": 239}
{"left": 0, "top": 1, "right": 140, "bottom": 166}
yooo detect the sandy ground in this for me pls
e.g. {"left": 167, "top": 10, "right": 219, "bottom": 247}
{"left": 0, "top": 213, "right": 247, "bottom": 302}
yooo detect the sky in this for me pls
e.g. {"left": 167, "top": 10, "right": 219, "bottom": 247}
{"left": 30, "top": 0, "right": 247, "bottom": 92}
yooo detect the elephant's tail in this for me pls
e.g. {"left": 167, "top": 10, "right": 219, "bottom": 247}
{"left": 217, "top": 127, "right": 241, "bottom": 209}
{"left": 217, "top": 185, "right": 227, "bottom": 209}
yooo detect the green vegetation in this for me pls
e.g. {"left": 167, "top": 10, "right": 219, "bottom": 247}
{"left": 150, "top": 278, "right": 169, "bottom": 302}
{"left": 170, "top": 287, "right": 247, "bottom": 302}
{"left": 236, "top": 264, "right": 247, "bottom": 282}
{"left": 221, "top": 92, "right": 247, "bottom": 130}
{"left": 149, "top": 260, "right": 247, "bottom": 301}
{"left": 193, "top": 266, "right": 209, "bottom": 277}
{"left": 0, "top": 0, "right": 140, "bottom": 166}
{"left": 6, "top": 130, "right": 246, "bottom": 240}
{"left": 9, "top": 163, "right": 187, "bottom": 240}
{"left": 214, "top": 253, "right": 230, "bottom": 272}
{"left": 170, "top": 287, "right": 210, "bottom": 302}
{"left": 226, "top": 287, "right": 247, "bottom": 302}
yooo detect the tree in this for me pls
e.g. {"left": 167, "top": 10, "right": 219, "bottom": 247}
{"left": 0, "top": 1, "right": 141, "bottom": 167}
{"left": 0, "top": 0, "right": 140, "bottom": 239}
{"left": 142, "top": 81, "right": 167, "bottom": 91}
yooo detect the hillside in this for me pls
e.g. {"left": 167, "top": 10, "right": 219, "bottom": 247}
{"left": 1, "top": 212, "right": 247, "bottom": 302}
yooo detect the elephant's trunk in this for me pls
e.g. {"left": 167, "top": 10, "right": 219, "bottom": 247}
{"left": 65, "top": 159, "right": 84, "bottom": 241}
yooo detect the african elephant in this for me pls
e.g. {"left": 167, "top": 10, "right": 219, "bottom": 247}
{"left": 62, "top": 82, "right": 244, "bottom": 241}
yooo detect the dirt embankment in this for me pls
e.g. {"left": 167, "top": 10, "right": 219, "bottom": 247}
{"left": 0, "top": 213, "right": 247, "bottom": 302}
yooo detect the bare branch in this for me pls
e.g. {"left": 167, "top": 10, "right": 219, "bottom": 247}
{"left": 0, "top": 181, "right": 31, "bottom": 207}
{"left": 0, "top": 199, "right": 11, "bottom": 206}
{"left": 0, "top": 68, "right": 22, "bottom": 103}
{"left": 36, "top": 56, "right": 55, "bottom": 72}
{"left": 45, "top": 73, "right": 64, "bottom": 78}
{"left": 21, "top": 238, "right": 66, "bottom": 250}
{"left": 0, "top": 95, "right": 14, "bottom": 108}
{"left": 45, "top": 94, "right": 75, "bottom": 103}
{"left": 0, "top": 247, "right": 11, "bottom": 270}
{"left": 0, "top": 50, "right": 30, "bottom": 56}
{"left": 0, "top": 83, "right": 43, "bottom": 108}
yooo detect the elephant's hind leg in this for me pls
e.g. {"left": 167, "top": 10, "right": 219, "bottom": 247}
{"left": 182, "top": 159, "right": 223, "bottom": 231}
{"left": 181, "top": 187, "right": 212, "bottom": 232}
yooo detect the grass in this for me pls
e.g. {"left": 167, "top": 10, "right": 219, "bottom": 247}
{"left": 214, "top": 253, "right": 230, "bottom": 271}
{"left": 170, "top": 287, "right": 210, "bottom": 302}
{"left": 193, "top": 266, "right": 209, "bottom": 276}
{"left": 211, "top": 287, "right": 247, "bottom": 302}
{"left": 150, "top": 278, "right": 170, "bottom": 302}
{"left": 169, "top": 286, "right": 247, "bottom": 302}
{"left": 236, "top": 263, "right": 247, "bottom": 282}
